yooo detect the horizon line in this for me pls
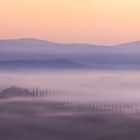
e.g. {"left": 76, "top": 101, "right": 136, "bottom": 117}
{"left": 0, "top": 37, "right": 140, "bottom": 46}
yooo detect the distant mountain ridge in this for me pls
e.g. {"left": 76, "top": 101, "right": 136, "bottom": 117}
{"left": 0, "top": 38, "right": 140, "bottom": 47}
{"left": 114, "top": 40, "right": 140, "bottom": 48}
{"left": 0, "top": 38, "right": 140, "bottom": 54}
{"left": 0, "top": 38, "right": 140, "bottom": 70}
{"left": 0, "top": 38, "right": 102, "bottom": 47}
{"left": 0, "top": 59, "right": 88, "bottom": 70}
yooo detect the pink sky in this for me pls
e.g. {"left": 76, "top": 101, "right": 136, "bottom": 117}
{"left": 0, "top": 0, "right": 140, "bottom": 45}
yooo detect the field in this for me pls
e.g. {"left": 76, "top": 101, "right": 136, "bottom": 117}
{"left": 1, "top": 71, "right": 140, "bottom": 140}
{"left": 0, "top": 96, "right": 140, "bottom": 140}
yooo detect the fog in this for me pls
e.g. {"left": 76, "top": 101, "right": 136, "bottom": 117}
{"left": 1, "top": 70, "right": 140, "bottom": 140}
{"left": 1, "top": 70, "right": 140, "bottom": 102}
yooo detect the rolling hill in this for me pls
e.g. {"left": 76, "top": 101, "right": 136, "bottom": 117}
{"left": 0, "top": 38, "right": 140, "bottom": 70}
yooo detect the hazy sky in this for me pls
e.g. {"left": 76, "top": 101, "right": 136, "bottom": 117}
{"left": 0, "top": 0, "right": 140, "bottom": 45}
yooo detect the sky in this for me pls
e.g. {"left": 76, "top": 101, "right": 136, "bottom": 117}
{"left": 0, "top": 0, "right": 140, "bottom": 45}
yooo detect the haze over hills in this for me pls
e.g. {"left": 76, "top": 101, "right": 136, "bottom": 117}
{"left": 0, "top": 38, "right": 140, "bottom": 70}
{"left": 0, "top": 38, "right": 140, "bottom": 54}
{"left": 0, "top": 38, "right": 106, "bottom": 55}
{"left": 0, "top": 59, "right": 88, "bottom": 70}
{"left": 114, "top": 40, "right": 140, "bottom": 48}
